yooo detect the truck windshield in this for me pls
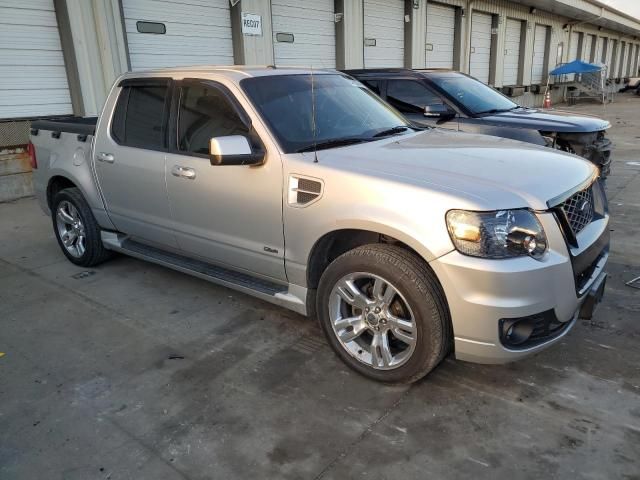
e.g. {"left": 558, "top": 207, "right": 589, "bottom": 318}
{"left": 241, "top": 74, "right": 412, "bottom": 153}
{"left": 429, "top": 74, "right": 518, "bottom": 115}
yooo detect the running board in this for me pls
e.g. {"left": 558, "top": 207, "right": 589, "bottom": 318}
{"left": 101, "top": 232, "right": 307, "bottom": 315}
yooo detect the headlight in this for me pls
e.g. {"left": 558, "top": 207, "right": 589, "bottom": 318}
{"left": 446, "top": 209, "right": 548, "bottom": 260}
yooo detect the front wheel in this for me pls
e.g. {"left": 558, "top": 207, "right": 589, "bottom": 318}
{"left": 317, "top": 244, "right": 451, "bottom": 384}
{"left": 52, "top": 187, "right": 112, "bottom": 267}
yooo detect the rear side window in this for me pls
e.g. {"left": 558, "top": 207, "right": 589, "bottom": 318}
{"left": 111, "top": 83, "right": 169, "bottom": 150}
{"left": 177, "top": 83, "right": 248, "bottom": 155}
{"left": 361, "top": 79, "right": 380, "bottom": 94}
{"left": 386, "top": 80, "right": 443, "bottom": 113}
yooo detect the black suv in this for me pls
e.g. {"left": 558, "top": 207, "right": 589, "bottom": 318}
{"left": 344, "top": 69, "right": 612, "bottom": 176}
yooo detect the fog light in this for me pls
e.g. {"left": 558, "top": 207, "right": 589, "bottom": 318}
{"left": 502, "top": 319, "right": 534, "bottom": 346}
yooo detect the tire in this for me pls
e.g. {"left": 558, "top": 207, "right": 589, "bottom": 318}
{"left": 51, "top": 187, "right": 112, "bottom": 267}
{"left": 316, "top": 244, "right": 451, "bottom": 384}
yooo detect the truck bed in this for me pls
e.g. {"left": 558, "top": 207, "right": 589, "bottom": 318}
{"left": 31, "top": 116, "right": 98, "bottom": 136}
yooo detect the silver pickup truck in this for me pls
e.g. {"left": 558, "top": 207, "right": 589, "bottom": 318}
{"left": 30, "top": 67, "right": 609, "bottom": 383}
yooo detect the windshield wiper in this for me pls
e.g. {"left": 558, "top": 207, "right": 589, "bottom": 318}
{"left": 295, "top": 137, "right": 371, "bottom": 153}
{"left": 372, "top": 125, "right": 410, "bottom": 138}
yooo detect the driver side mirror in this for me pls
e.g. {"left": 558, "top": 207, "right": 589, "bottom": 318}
{"left": 423, "top": 104, "right": 455, "bottom": 118}
{"left": 209, "top": 135, "right": 264, "bottom": 166}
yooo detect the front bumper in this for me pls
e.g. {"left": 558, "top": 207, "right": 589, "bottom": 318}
{"left": 430, "top": 212, "right": 608, "bottom": 364}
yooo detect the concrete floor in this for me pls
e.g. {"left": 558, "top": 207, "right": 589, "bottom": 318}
{"left": 1, "top": 96, "right": 639, "bottom": 480}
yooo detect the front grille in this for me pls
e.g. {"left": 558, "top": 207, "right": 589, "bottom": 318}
{"left": 561, "top": 187, "right": 594, "bottom": 235}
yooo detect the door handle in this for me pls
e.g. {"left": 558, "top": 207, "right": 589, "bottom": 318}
{"left": 171, "top": 165, "right": 196, "bottom": 180}
{"left": 96, "top": 152, "right": 115, "bottom": 163}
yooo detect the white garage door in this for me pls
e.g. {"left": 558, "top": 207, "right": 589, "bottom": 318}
{"left": 531, "top": 25, "right": 548, "bottom": 85}
{"left": 582, "top": 34, "right": 594, "bottom": 62}
{"left": 470, "top": 12, "right": 492, "bottom": 83}
{"left": 363, "top": 0, "right": 404, "bottom": 68}
{"left": 425, "top": 3, "right": 456, "bottom": 69}
{"left": 569, "top": 32, "right": 580, "bottom": 61}
{"left": 272, "top": 0, "right": 335, "bottom": 68}
{"left": 619, "top": 42, "right": 627, "bottom": 77}
{"left": 608, "top": 40, "right": 617, "bottom": 77}
{"left": 594, "top": 37, "right": 604, "bottom": 64}
{"left": 0, "top": 0, "right": 72, "bottom": 118}
{"left": 503, "top": 18, "right": 522, "bottom": 85}
{"left": 122, "top": 0, "right": 233, "bottom": 71}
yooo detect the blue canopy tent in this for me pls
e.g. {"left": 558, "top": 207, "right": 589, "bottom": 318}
{"left": 549, "top": 60, "right": 603, "bottom": 76}
{"left": 547, "top": 60, "right": 610, "bottom": 105}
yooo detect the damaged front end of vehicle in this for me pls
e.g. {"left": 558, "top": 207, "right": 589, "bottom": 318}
{"left": 543, "top": 130, "right": 612, "bottom": 178}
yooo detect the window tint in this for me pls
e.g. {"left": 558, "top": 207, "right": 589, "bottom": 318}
{"left": 111, "top": 84, "right": 168, "bottom": 150}
{"left": 428, "top": 74, "right": 517, "bottom": 114}
{"left": 177, "top": 84, "right": 248, "bottom": 155}
{"left": 362, "top": 80, "right": 380, "bottom": 94}
{"left": 386, "top": 80, "right": 443, "bottom": 113}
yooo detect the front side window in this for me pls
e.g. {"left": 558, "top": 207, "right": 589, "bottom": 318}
{"left": 386, "top": 80, "right": 444, "bottom": 113}
{"left": 177, "top": 83, "right": 248, "bottom": 155}
{"left": 428, "top": 74, "right": 517, "bottom": 115}
{"left": 241, "top": 74, "right": 411, "bottom": 153}
{"left": 111, "top": 84, "right": 169, "bottom": 150}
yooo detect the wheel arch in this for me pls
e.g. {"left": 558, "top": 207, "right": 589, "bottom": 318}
{"left": 47, "top": 175, "right": 78, "bottom": 210}
{"left": 306, "top": 226, "right": 438, "bottom": 291}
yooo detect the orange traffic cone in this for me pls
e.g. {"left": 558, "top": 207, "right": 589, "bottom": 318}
{"left": 543, "top": 90, "right": 552, "bottom": 109}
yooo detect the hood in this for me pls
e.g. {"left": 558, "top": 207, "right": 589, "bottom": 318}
{"left": 315, "top": 129, "right": 596, "bottom": 211}
{"left": 481, "top": 107, "right": 610, "bottom": 133}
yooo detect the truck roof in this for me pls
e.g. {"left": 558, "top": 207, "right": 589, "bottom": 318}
{"left": 118, "top": 65, "right": 338, "bottom": 82}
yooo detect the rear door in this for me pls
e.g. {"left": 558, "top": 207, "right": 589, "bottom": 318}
{"left": 164, "top": 79, "right": 286, "bottom": 281}
{"left": 94, "top": 78, "right": 178, "bottom": 248}
{"left": 384, "top": 79, "right": 458, "bottom": 129}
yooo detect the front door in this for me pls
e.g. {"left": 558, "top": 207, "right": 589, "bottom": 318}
{"left": 94, "top": 78, "right": 178, "bottom": 248}
{"left": 164, "top": 80, "right": 286, "bottom": 281}
{"left": 384, "top": 79, "right": 458, "bottom": 130}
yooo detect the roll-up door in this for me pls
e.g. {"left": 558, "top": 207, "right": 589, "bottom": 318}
{"left": 503, "top": 18, "right": 523, "bottom": 85}
{"left": 363, "top": 0, "right": 404, "bottom": 68}
{"left": 608, "top": 39, "right": 617, "bottom": 77}
{"left": 272, "top": 0, "right": 335, "bottom": 68}
{"left": 531, "top": 25, "right": 549, "bottom": 85}
{"left": 594, "top": 37, "right": 604, "bottom": 64}
{"left": 582, "top": 34, "right": 594, "bottom": 62}
{"left": 0, "top": 0, "right": 72, "bottom": 118}
{"left": 626, "top": 43, "right": 634, "bottom": 76}
{"left": 569, "top": 32, "right": 580, "bottom": 61}
{"left": 600, "top": 37, "right": 608, "bottom": 64}
{"left": 425, "top": 3, "right": 456, "bottom": 69}
{"left": 469, "top": 12, "right": 492, "bottom": 83}
{"left": 633, "top": 44, "right": 639, "bottom": 76}
{"left": 122, "top": 0, "right": 233, "bottom": 70}
{"left": 619, "top": 42, "right": 627, "bottom": 77}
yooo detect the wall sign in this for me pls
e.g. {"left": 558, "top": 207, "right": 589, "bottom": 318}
{"left": 242, "top": 13, "right": 262, "bottom": 36}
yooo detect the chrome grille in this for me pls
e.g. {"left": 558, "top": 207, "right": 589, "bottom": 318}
{"left": 561, "top": 187, "right": 594, "bottom": 235}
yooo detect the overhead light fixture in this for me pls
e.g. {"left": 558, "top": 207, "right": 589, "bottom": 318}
{"left": 530, "top": 7, "right": 537, "bottom": 14}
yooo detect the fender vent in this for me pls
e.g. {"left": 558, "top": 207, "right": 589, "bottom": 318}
{"left": 288, "top": 175, "right": 323, "bottom": 207}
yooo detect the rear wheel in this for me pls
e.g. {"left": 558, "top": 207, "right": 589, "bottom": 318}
{"left": 52, "top": 188, "right": 112, "bottom": 267}
{"left": 317, "top": 244, "right": 451, "bottom": 384}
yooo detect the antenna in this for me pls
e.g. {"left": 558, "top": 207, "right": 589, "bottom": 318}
{"left": 310, "top": 64, "right": 318, "bottom": 163}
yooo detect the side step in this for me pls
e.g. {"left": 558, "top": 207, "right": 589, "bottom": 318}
{"left": 101, "top": 232, "right": 307, "bottom": 315}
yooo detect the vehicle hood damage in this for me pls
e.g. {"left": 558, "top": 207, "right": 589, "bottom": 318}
{"left": 317, "top": 128, "right": 597, "bottom": 211}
